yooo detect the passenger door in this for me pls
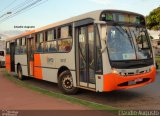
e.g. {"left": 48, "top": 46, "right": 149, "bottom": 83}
{"left": 76, "top": 21, "right": 96, "bottom": 89}
{"left": 27, "top": 38, "right": 34, "bottom": 76}
{"left": 10, "top": 42, "right": 15, "bottom": 72}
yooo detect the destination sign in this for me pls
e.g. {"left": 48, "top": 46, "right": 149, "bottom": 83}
{"left": 101, "top": 12, "right": 145, "bottom": 25}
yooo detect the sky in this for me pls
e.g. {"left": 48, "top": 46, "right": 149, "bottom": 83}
{"left": 0, "top": 0, "right": 159, "bottom": 32}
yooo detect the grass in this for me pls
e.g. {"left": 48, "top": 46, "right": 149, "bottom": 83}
{"left": 4, "top": 71, "right": 119, "bottom": 113}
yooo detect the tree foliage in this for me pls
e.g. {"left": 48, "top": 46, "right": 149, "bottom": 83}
{"left": 146, "top": 7, "right": 160, "bottom": 30}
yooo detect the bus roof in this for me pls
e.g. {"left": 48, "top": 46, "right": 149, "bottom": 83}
{"left": 6, "top": 30, "right": 35, "bottom": 41}
{"left": 6, "top": 9, "right": 143, "bottom": 41}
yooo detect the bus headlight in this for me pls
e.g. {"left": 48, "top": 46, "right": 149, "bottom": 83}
{"left": 111, "top": 68, "right": 119, "bottom": 74}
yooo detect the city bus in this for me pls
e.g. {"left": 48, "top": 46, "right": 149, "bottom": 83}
{"left": 5, "top": 10, "right": 156, "bottom": 94}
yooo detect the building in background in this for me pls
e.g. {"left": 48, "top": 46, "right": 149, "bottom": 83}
{"left": 148, "top": 30, "right": 160, "bottom": 56}
{"left": 151, "top": 39, "right": 160, "bottom": 56}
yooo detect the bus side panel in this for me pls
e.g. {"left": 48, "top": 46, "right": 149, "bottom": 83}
{"left": 40, "top": 52, "right": 76, "bottom": 84}
{"left": 40, "top": 54, "right": 58, "bottom": 82}
{"left": 15, "top": 55, "right": 28, "bottom": 76}
{"left": 5, "top": 55, "right": 11, "bottom": 72}
{"left": 41, "top": 68, "right": 58, "bottom": 83}
{"left": 34, "top": 54, "right": 42, "bottom": 80}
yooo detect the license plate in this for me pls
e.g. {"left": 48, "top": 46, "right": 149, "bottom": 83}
{"left": 128, "top": 81, "right": 136, "bottom": 86}
{"left": 128, "top": 78, "right": 143, "bottom": 86}
{"left": 135, "top": 78, "right": 143, "bottom": 83}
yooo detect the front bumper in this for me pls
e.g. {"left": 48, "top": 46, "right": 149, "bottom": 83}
{"left": 103, "top": 66, "right": 156, "bottom": 92}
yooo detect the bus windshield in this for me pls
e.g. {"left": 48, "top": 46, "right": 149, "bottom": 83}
{"left": 107, "top": 25, "right": 152, "bottom": 61}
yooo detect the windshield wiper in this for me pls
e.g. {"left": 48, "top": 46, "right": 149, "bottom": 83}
{"left": 113, "top": 23, "right": 134, "bottom": 48}
{"left": 113, "top": 23, "right": 131, "bottom": 37}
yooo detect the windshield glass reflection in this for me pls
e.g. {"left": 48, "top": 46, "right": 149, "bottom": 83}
{"left": 107, "top": 26, "right": 152, "bottom": 61}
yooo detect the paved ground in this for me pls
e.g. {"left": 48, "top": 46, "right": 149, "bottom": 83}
{"left": 2, "top": 67, "right": 159, "bottom": 115}
{"left": 14, "top": 69, "right": 160, "bottom": 110}
{"left": 0, "top": 69, "right": 117, "bottom": 116}
{"left": 0, "top": 69, "right": 89, "bottom": 110}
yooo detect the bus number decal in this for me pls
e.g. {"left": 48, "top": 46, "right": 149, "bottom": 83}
{"left": 46, "top": 56, "right": 54, "bottom": 64}
{"left": 60, "top": 59, "right": 66, "bottom": 63}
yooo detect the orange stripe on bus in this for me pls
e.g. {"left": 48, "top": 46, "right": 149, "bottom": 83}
{"left": 34, "top": 54, "right": 42, "bottom": 80}
{"left": 103, "top": 66, "right": 156, "bottom": 92}
{"left": 5, "top": 55, "right": 11, "bottom": 72}
{"left": 29, "top": 61, "right": 34, "bottom": 76}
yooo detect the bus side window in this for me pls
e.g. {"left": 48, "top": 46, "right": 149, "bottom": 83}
{"left": 58, "top": 25, "right": 72, "bottom": 52}
{"left": 15, "top": 38, "right": 26, "bottom": 54}
{"left": 49, "top": 41, "right": 57, "bottom": 52}
{"left": 58, "top": 39, "right": 72, "bottom": 52}
{"left": 15, "top": 39, "right": 22, "bottom": 54}
{"left": 45, "top": 29, "right": 57, "bottom": 52}
{"left": 46, "top": 41, "right": 57, "bottom": 52}
{"left": 36, "top": 33, "right": 44, "bottom": 53}
{"left": 22, "top": 37, "right": 26, "bottom": 54}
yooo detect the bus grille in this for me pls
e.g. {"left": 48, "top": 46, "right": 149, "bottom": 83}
{"left": 119, "top": 69, "right": 150, "bottom": 76}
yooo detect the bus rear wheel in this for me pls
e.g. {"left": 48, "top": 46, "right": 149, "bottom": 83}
{"left": 58, "top": 70, "right": 78, "bottom": 94}
{"left": 17, "top": 65, "right": 24, "bottom": 80}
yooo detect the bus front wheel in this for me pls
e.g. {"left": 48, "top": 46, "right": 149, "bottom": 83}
{"left": 58, "top": 70, "right": 78, "bottom": 94}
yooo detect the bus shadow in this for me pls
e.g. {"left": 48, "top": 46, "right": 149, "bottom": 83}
{"left": 24, "top": 76, "right": 60, "bottom": 92}
{"left": 78, "top": 89, "right": 143, "bottom": 102}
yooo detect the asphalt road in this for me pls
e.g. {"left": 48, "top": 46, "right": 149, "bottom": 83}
{"left": 4, "top": 69, "right": 160, "bottom": 110}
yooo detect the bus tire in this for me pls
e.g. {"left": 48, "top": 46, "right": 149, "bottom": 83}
{"left": 58, "top": 70, "right": 78, "bottom": 94}
{"left": 17, "top": 65, "right": 24, "bottom": 80}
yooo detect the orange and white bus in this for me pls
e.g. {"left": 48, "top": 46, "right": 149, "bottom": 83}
{"left": 6, "top": 10, "right": 156, "bottom": 94}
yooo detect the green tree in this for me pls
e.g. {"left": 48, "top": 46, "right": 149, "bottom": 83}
{"left": 146, "top": 7, "right": 160, "bottom": 30}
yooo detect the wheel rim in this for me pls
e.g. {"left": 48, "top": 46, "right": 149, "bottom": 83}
{"left": 62, "top": 74, "right": 73, "bottom": 90}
